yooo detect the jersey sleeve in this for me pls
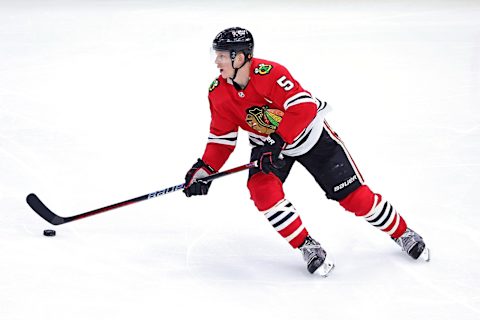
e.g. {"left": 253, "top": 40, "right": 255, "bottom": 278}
{"left": 263, "top": 64, "right": 318, "bottom": 144}
{"left": 201, "top": 97, "right": 238, "bottom": 171}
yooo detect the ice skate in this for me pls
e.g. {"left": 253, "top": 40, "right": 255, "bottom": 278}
{"left": 299, "top": 235, "right": 335, "bottom": 276}
{"left": 393, "top": 228, "right": 430, "bottom": 261}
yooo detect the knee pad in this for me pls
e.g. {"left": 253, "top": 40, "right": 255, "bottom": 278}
{"left": 339, "top": 185, "right": 378, "bottom": 217}
{"left": 247, "top": 172, "right": 285, "bottom": 211}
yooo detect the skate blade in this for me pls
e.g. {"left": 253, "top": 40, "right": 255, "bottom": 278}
{"left": 420, "top": 247, "right": 431, "bottom": 262}
{"left": 317, "top": 257, "right": 335, "bottom": 277}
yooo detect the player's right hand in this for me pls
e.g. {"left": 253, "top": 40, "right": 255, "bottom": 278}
{"left": 254, "top": 133, "right": 286, "bottom": 173}
{"left": 183, "top": 158, "right": 216, "bottom": 197}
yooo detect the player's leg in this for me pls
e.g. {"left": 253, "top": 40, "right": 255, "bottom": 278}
{"left": 247, "top": 152, "right": 334, "bottom": 275}
{"left": 339, "top": 185, "right": 429, "bottom": 260}
{"left": 247, "top": 159, "right": 308, "bottom": 249}
{"left": 298, "top": 121, "right": 429, "bottom": 260}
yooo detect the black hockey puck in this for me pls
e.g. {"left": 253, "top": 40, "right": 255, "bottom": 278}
{"left": 43, "top": 229, "right": 56, "bottom": 237}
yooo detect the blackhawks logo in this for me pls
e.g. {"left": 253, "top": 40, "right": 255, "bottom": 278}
{"left": 245, "top": 106, "right": 284, "bottom": 134}
{"left": 254, "top": 64, "right": 273, "bottom": 75}
{"left": 209, "top": 79, "right": 219, "bottom": 92}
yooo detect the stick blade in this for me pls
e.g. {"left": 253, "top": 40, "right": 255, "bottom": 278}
{"left": 26, "top": 193, "right": 66, "bottom": 225}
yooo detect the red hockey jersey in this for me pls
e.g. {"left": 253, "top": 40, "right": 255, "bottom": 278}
{"left": 203, "top": 57, "right": 329, "bottom": 171}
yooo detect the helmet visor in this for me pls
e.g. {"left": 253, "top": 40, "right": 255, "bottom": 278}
{"left": 210, "top": 48, "right": 231, "bottom": 64}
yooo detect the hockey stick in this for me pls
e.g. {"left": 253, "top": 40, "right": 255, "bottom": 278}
{"left": 26, "top": 161, "right": 257, "bottom": 226}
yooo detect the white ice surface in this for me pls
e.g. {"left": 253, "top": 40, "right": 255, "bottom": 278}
{"left": 1, "top": 1, "right": 480, "bottom": 319}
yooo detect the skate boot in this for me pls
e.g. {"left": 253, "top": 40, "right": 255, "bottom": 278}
{"left": 299, "top": 235, "right": 335, "bottom": 276}
{"left": 393, "top": 228, "right": 430, "bottom": 261}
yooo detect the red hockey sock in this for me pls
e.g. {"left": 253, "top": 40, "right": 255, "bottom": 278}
{"left": 248, "top": 173, "right": 308, "bottom": 248}
{"left": 339, "top": 185, "right": 407, "bottom": 239}
{"left": 247, "top": 172, "right": 285, "bottom": 211}
{"left": 262, "top": 199, "right": 309, "bottom": 248}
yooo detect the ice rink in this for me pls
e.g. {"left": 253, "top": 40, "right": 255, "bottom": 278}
{"left": 1, "top": 0, "right": 479, "bottom": 319}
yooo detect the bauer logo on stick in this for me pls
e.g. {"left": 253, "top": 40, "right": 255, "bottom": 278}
{"left": 148, "top": 184, "right": 184, "bottom": 199}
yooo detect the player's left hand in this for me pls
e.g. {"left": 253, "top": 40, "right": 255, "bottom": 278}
{"left": 183, "top": 158, "right": 216, "bottom": 197}
{"left": 255, "top": 132, "right": 287, "bottom": 173}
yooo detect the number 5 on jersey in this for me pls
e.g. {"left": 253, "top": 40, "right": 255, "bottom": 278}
{"left": 277, "top": 75, "right": 294, "bottom": 91}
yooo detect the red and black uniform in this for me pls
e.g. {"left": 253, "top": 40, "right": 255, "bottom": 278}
{"left": 203, "top": 58, "right": 407, "bottom": 248}
{"left": 204, "top": 58, "right": 327, "bottom": 169}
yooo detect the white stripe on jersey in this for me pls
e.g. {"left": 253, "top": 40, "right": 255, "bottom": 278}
{"left": 247, "top": 101, "right": 331, "bottom": 157}
{"left": 284, "top": 92, "right": 319, "bottom": 110}
{"left": 248, "top": 132, "right": 265, "bottom": 146}
{"left": 208, "top": 132, "right": 238, "bottom": 146}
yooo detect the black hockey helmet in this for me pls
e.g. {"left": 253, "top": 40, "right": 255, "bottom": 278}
{"left": 212, "top": 27, "right": 254, "bottom": 61}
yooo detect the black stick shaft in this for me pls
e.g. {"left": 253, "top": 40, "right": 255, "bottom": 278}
{"left": 27, "top": 161, "right": 257, "bottom": 225}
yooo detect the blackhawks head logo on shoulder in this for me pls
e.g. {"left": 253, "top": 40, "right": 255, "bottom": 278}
{"left": 254, "top": 64, "right": 273, "bottom": 76}
{"left": 209, "top": 79, "right": 219, "bottom": 92}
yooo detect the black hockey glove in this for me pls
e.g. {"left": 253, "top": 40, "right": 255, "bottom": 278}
{"left": 183, "top": 158, "right": 216, "bottom": 197}
{"left": 255, "top": 132, "right": 287, "bottom": 174}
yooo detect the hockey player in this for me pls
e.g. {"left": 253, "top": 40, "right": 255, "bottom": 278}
{"left": 183, "top": 27, "right": 429, "bottom": 276}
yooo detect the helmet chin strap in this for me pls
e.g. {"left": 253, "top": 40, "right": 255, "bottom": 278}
{"left": 229, "top": 57, "right": 249, "bottom": 90}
